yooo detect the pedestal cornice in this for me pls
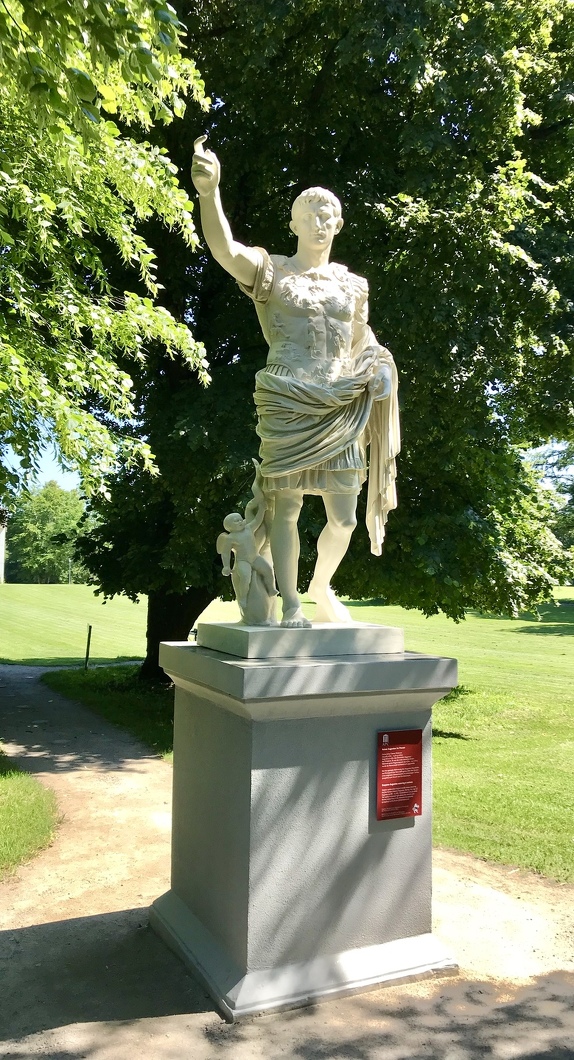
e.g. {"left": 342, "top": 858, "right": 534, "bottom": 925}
{"left": 159, "top": 641, "right": 458, "bottom": 721}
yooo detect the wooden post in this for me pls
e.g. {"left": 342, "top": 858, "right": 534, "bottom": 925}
{"left": 84, "top": 624, "right": 92, "bottom": 670}
{"left": 0, "top": 507, "right": 7, "bottom": 585}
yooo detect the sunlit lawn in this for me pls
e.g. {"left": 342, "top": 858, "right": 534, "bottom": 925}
{"left": 0, "top": 584, "right": 146, "bottom": 665}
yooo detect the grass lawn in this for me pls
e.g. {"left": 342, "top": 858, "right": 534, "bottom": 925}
{"left": 20, "top": 584, "right": 574, "bottom": 882}
{"left": 0, "top": 584, "right": 146, "bottom": 665}
{"left": 0, "top": 748, "right": 58, "bottom": 879}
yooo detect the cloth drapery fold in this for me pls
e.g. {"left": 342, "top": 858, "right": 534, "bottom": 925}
{"left": 254, "top": 338, "right": 400, "bottom": 556}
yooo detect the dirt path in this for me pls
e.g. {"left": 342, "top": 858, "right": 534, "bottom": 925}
{"left": 1, "top": 663, "right": 573, "bottom": 1060}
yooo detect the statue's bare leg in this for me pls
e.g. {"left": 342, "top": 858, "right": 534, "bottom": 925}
{"left": 308, "top": 492, "right": 358, "bottom": 623}
{"left": 233, "top": 560, "right": 252, "bottom": 612}
{"left": 269, "top": 488, "right": 311, "bottom": 628}
{"left": 252, "top": 555, "right": 279, "bottom": 597}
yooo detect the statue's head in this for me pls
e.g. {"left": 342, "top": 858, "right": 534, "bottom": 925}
{"left": 223, "top": 512, "right": 244, "bottom": 531}
{"left": 290, "top": 187, "right": 344, "bottom": 245}
{"left": 291, "top": 187, "right": 342, "bottom": 221}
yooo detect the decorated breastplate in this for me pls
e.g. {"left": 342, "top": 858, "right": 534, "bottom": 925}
{"left": 266, "top": 265, "right": 355, "bottom": 384}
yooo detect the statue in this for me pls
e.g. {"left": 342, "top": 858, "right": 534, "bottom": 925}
{"left": 217, "top": 461, "right": 278, "bottom": 626}
{"left": 192, "top": 136, "right": 400, "bottom": 629}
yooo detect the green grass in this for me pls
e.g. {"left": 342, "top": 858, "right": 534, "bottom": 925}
{"left": 0, "top": 748, "right": 58, "bottom": 879}
{"left": 42, "top": 665, "right": 174, "bottom": 758}
{"left": 27, "top": 587, "right": 574, "bottom": 881}
{"left": 0, "top": 584, "right": 146, "bottom": 665}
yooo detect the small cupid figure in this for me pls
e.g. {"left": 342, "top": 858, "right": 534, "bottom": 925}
{"left": 217, "top": 460, "right": 278, "bottom": 623}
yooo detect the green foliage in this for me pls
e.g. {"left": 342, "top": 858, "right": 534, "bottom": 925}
{"left": 0, "top": 0, "right": 204, "bottom": 135}
{"left": 0, "top": 2, "right": 210, "bottom": 495}
{"left": 42, "top": 665, "right": 174, "bottom": 757}
{"left": 554, "top": 483, "right": 574, "bottom": 549}
{"left": 6, "top": 480, "right": 88, "bottom": 582}
{"left": 0, "top": 747, "right": 58, "bottom": 879}
{"left": 528, "top": 441, "right": 574, "bottom": 549}
{"left": 79, "top": 0, "right": 574, "bottom": 648}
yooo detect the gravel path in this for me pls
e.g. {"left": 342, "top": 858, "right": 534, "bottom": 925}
{"left": 1, "top": 663, "right": 573, "bottom": 1059}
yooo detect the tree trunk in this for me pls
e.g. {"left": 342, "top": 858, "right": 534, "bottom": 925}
{"left": 139, "top": 586, "right": 214, "bottom": 682}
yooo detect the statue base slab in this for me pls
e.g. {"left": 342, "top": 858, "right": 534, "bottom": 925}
{"left": 196, "top": 620, "right": 404, "bottom": 659}
{"left": 152, "top": 641, "right": 458, "bottom": 1020}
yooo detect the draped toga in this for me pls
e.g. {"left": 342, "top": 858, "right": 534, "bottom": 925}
{"left": 238, "top": 249, "right": 400, "bottom": 556}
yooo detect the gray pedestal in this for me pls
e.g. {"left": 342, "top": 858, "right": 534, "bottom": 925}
{"left": 151, "top": 630, "right": 458, "bottom": 1020}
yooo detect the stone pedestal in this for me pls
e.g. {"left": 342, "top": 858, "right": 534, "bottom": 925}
{"left": 150, "top": 625, "right": 458, "bottom": 1020}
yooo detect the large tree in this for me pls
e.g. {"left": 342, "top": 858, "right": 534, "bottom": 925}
{"left": 79, "top": 0, "right": 574, "bottom": 677}
{"left": 6, "top": 481, "right": 87, "bottom": 583}
{"left": 0, "top": 0, "right": 210, "bottom": 496}
{"left": 531, "top": 442, "right": 574, "bottom": 550}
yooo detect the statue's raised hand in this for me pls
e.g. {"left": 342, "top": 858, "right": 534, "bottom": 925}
{"left": 191, "top": 135, "right": 221, "bottom": 196}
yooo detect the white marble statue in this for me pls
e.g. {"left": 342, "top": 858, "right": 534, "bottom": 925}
{"left": 217, "top": 461, "right": 278, "bottom": 626}
{"left": 192, "top": 136, "right": 400, "bottom": 628}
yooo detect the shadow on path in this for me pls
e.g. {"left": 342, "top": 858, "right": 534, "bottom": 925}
{"left": 0, "top": 907, "right": 215, "bottom": 1039}
{"left": 0, "top": 664, "right": 159, "bottom": 773}
{"left": 203, "top": 971, "right": 574, "bottom": 1060}
{"left": 2, "top": 921, "right": 573, "bottom": 1060}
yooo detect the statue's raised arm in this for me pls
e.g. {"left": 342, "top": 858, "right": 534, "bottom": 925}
{"left": 191, "top": 136, "right": 260, "bottom": 289}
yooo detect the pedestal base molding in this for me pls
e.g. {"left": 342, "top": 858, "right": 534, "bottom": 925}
{"left": 151, "top": 890, "right": 457, "bottom": 1021}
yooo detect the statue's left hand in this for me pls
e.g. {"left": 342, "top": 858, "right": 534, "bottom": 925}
{"left": 368, "top": 364, "right": 392, "bottom": 400}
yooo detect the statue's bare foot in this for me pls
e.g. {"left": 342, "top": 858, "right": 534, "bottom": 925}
{"left": 308, "top": 581, "right": 354, "bottom": 624}
{"left": 281, "top": 605, "right": 312, "bottom": 628}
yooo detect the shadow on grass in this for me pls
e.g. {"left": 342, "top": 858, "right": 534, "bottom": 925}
{"left": 347, "top": 595, "right": 574, "bottom": 637}
{"left": 346, "top": 598, "right": 388, "bottom": 607}
{"left": 0, "top": 655, "right": 143, "bottom": 667}
{"left": 512, "top": 622, "right": 574, "bottom": 637}
{"left": 467, "top": 596, "right": 574, "bottom": 631}
{"left": 441, "top": 684, "right": 473, "bottom": 702}
{"left": 432, "top": 729, "right": 469, "bottom": 740}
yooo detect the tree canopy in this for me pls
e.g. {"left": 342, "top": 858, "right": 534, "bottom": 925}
{"left": 532, "top": 441, "right": 574, "bottom": 550}
{"left": 6, "top": 480, "right": 87, "bottom": 582}
{"left": 0, "top": 0, "right": 201, "bottom": 134}
{"left": 77, "top": 0, "right": 574, "bottom": 673}
{"left": 0, "top": 0, "right": 210, "bottom": 496}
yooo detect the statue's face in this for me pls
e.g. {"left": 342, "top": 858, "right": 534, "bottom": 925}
{"left": 225, "top": 513, "right": 244, "bottom": 531}
{"left": 290, "top": 200, "right": 343, "bottom": 249}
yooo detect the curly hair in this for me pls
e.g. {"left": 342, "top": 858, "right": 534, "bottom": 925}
{"left": 291, "top": 187, "right": 342, "bottom": 220}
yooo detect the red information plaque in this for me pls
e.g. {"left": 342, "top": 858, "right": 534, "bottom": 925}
{"left": 376, "top": 729, "right": 423, "bottom": 821}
